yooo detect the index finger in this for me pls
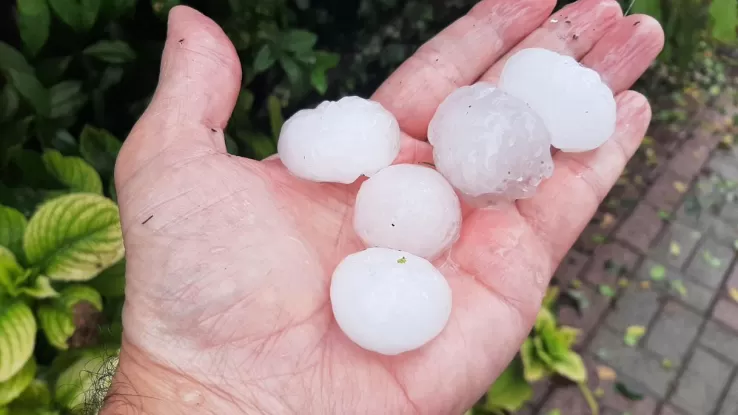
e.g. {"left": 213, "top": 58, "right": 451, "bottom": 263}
{"left": 371, "top": 0, "right": 556, "bottom": 139}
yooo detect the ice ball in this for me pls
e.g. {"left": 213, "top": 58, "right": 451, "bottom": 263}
{"left": 428, "top": 83, "right": 554, "bottom": 206}
{"left": 330, "top": 247, "right": 452, "bottom": 355}
{"left": 499, "top": 48, "right": 617, "bottom": 152}
{"left": 353, "top": 164, "right": 461, "bottom": 260}
{"left": 277, "top": 96, "right": 401, "bottom": 184}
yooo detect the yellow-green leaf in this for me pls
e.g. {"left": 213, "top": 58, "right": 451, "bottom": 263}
{"left": 669, "top": 242, "right": 681, "bottom": 257}
{"left": 728, "top": 287, "right": 738, "bottom": 303}
{"left": 0, "top": 205, "right": 27, "bottom": 261}
{"left": 0, "top": 301, "right": 36, "bottom": 382}
{"left": 485, "top": 358, "right": 533, "bottom": 412}
{"left": 60, "top": 285, "right": 102, "bottom": 311}
{"left": 41, "top": 150, "right": 102, "bottom": 194}
{"left": 558, "top": 326, "right": 580, "bottom": 349}
{"left": 709, "top": 0, "right": 738, "bottom": 43}
{"left": 88, "top": 259, "right": 125, "bottom": 298}
{"left": 18, "top": 276, "right": 58, "bottom": 299}
{"left": 624, "top": 325, "right": 646, "bottom": 347}
{"left": 534, "top": 307, "right": 556, "bottom": 332}
{"left": 12, "top": 378, "right": 51, "bottom": 407}
{"left": 551, "top": 350, "right": 587, "bottom": 383}
{"left": 24, "top": 193, "right": 124, "bottom": 281}
{"left": 55, "top": 349, "right": 119, "bottom": 411}
{"left": 650, "top": 264, "right": 666, "bottom": 281}
{"left": 671, "top": 279, "right": 688, "bottom": 298}
{"left": 37, "top": 305, "right": 74, "bottom": 350}
{"left": 520, "top": 338, "right": 549, "bottom": 382}
{"left": 542, "top": 286, "right": 559, "bottom": 309}
{"left": 0, "top": 358, "right": 35, "bottom": 405}
{"left": 0, "top": 247, "right": 23, "bottom": 294}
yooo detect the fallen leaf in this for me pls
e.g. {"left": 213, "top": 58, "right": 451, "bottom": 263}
{"left": 640, "top": 280, "right": 651, "bottom": 290}
{"left": 650, "top": 264, "right": 667, "bottom": 281}
{"left": 592, "top": 234, "right": 606, "bottom": 244}
{"left": 671, "top": 279, "right": 688, "bottom": 298}
{"left": 658, "top": 210, "right": 671, "bottom": 220}
{"left": 669, "top": 242, "right": 681, "bottom": 257}
{"left": 645, "top": 148, "right": 658, "bottom": 166}
{"left": 599, "top": 285, "right": 615, "bottom": 298}
{"left": 642, "top": 136, "right": 655, "bottom": 146}
{"left": 615, "top": 382, "right": 645, "bottom": 401}
{"left": 397, "top": 257, "right": 407, "bottom": 264}
{"left": 601, "top": 213, "right": 616, "bottom": 229}
{"left": 618, "top": 278, "right": 629, "bottom": 288}
{"left": 722, "top": 135, "right": 734, "bottom": 147}
{"left": 662, "top": 359, "right": 673, "bottom": 370}
{"left": 571, "top": 279, "right": 582, "bottom": 289}
{"left": 546, "top": 410, "right": 561, "bottom": 415}
{"left": 624, "top": 325, "right": 646, "bottom": 346}
{"left": 594, "top": 387, "right": 605, "bottom": 398}
{"left": 702, "top": 251, "right": 722, "bottom": 268}
{"left": 673, "top": 181, "right": 688, "bottom": 193}
{"left": 729, "top": 287, "right": 738, "bottom": 303}
{"left": 597, "top": 365, "right": 617, "bottom": 381}
{"left": 634, "top": 175, "right": 645, "bottom": 186}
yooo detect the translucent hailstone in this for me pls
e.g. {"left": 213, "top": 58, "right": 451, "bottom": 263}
{"left": 428, "top": 83, "right": 554, "bottom": 206}
{"left": 277, "top": 96, "right": 401, "bottom": 184}
{"left": 499, "top": 48, "right": 617, "bottom": 152}
{"left": 330, "top": 248, "right": 452, "bottom": 355}
{"left": 353, "top": 164, "right": 461, "bottom": 260}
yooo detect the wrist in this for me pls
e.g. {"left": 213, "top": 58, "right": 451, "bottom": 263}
{"left": 100, "top": 340, "right": 254, "bottom": 414}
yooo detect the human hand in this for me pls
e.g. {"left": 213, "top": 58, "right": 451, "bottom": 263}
{"left": 105, "top": 1, "right": 664, "bottom": 414}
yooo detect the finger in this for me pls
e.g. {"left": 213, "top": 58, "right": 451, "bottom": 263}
{"left": 116, "top": 6, "right": 242, "bottom": 185}
{"left": 478, "top": 0, "right": 623, "bottom": 84}
{"left": 372, "top": 0, "right": 556, "bottom": 139}
{"left": 581, "top": 14, "right": 666, "bottom": 93}
{"left": 516, "top": 91, "right": 653, "bottom": 264}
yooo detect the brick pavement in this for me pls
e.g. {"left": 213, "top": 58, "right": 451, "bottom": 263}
{"left": 523, "top": 96, "right": 738, "bottom": 415}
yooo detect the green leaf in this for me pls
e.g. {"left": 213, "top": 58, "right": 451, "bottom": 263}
{"left": 670, "top": 279, "right": 688, "bottom": 298}
{"left": 551, "top": 350, "right": 587, "bottom": 383}
{"left": 49, "top": 0, "right": 99, "bottom": 31}
{"left": 0, "top": 205, "right": 27, "bottom": 260}
{"left": 240, "top": 132, "right": 276, "bottom": 160}
{"left": 98, "top": 66, "right": 124, "bottom": 91}
{"left": 17, "top": 0, "right": 51, "bottom": 56}
{"left": 0, "top": 358, "right": 35, "bottom": 405}
{"left": 12, "top": 378, "right": 52, "bottom": 407}
{"left": 267, "top": 95, "right": 284, "bottom": 139}
{"left": 49, "top": 81, "right": 87, "bottom": 119}
{"left": 0, "top": 247, "right": 24, "bottom": 294}
{"left": 7, "top": 69, "right": 50, "bottom": 117}
{"left": 520, "top": 338, "right": 549, "bottom": 382}
{"left": 23, "top": 193, "right": 124, "bottom": 281}
{"left": 225, "top": 134, "right": 239, "bottom": 155}
{"left": 558, "top": 326, "right": 580, "bottom": 349}
{"left": 702, "top": 250, "right": 722, "bottom": 268}
{"left": 533, "top": 336, "right": 554, "bottom": 366}
{"left": 615, "top": 381, "right": 645, "bottom": 401}
{"left": 624, "top": 325, "right": 646, "bottom": 347}
{"left": 18, "top": 276, "right": 58, "bottom": 299}
{"left": 0, "top": 43, "right": 33, "bottom": 74}
{"left": 534, "top": 307, "right": 556, "bottom": 332}
{"left": 0, "top": 85, "right": 20, "bottom": 122}
{"left": 485, "top": 358, "right": 533, "bottom": 412}
{"left": 541, "top": 326, "right": 569, "bottom": 360}
{"left": 42, "top": 150, "right": 103, "bottom": 194}
{"left": 279, "top": 55, "right": 303, "bottom": 85}
{"left": 599, "top": 284, "right": 615, "bottom": 297}
{"left": 650, "top": 264, "right": 666, "bottom": 281}
{"left": 282, "top": 30, "right": 317, "bottom": 53}
{"left": 542, "top": 286, "right": 559, "bottom": 309}
{"left": 253, "top": 44, "right": 276, "bottom": 73}
{"left": 88, "top": 259, "right": 125, "bottom": 298}
{"left": 710, "top": 0, "right": 737, "bottom": 43}
{"left": 55, "top": 349, "right": 119, "bottom": 410}
{"left": 79, "top": 125, "right": 122, "bottom": 176}
{"left": 83, "top": 40, "right": 136, "bottom": 64}
{"left": 151, "top": 0, "right": 179, "bottom": 18}
{"left": 314, "top": 50, "right": 340, "bottom": 70}
{"left": 37, "top": 305, "right": 74, "bottom": 350}
{"left": 310, "top": 68, "right": 328, "bottom": 94}
{"left": 0, "top": 301, "right": 36, "bottom": 382}
{"left": 60, "top": 285, "right": 103, "bottom": 311}
{"left": 629, "top": 0, "right": 662, "bottom": 21}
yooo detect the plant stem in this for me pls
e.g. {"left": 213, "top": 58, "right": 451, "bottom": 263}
{"left": 577, "top": 382, "right": 599, "bottom": 415}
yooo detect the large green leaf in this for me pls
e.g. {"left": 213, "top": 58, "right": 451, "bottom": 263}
{"left": 0, "top": 205, "right": 27, "bottom": 260}
{"left": 0, "top": 42, "right": 34, "bottom": 74}
{"left": 629, "top": 0, "right": 662, "bottom": 22}
{"left": 79, "top": 125, "right": 121, "bottom": 176}
{"left": 485, "top": 358, "right": 533, "bottom": 412}
{"left": 520, "top": 338, "right": 549, "bottom": 382}
{"left": 88, "top": 259, "right": 125, "bottom": 298}
{"left": 551, "top": 350, "right": 587, "bottom": 383}
{"left": 83, "top": 40, "right": 136, "bottom": 64}
{"left": 60, "top": 285, "right": 103, "bottom": 311}
{"left": 281, "top": 30, "right": 317, "bottom": 53}
{"left": 0, "top": 85, "right": 19, "bottom": 122}
{"left": 49, "top": 81, "right": 87, "bottom": 120}
{"left": 534, "top": 307, "right": 556, "bottom": 333}
{"left": 7, "top": 69, "right": 50, "bottom": 117}
{"left": 55, "top": 349, "right": 119, "bottom": 411}
{"left": 0, "top": 300, "right": 36, "bottom": 382}
{"left": 710, "top": 0, "right": 738, "bottom": 43}
{"left": 0, "top": 247, "right": 24, "bottom": 293}
{"left": 42, "top": 150, "right": 102, "bottom": 194}
{"left": 17, "top": 0, "right": 51, "bottom": 56}
{"left": 0, "top": 358, "right": 35, "bottom": 405}
{"left": 49, "top": 0, "right": 100, "bottom": 32}
{"left": 18, "top": 276, "right": 58, "bottom": 299}
{"left": 541, "top": 327, "right": 569, "bottom": 361}
{"left": 37, "top": 305, "right": 74, "bottom": 350}
{"left": 23, "top": 193, "right": 124, "bottom": 281}
{"left": 11, "top": 378, "right": 51, "bottom": 407}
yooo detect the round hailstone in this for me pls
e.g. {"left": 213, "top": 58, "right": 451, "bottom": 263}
{"left": 277, "top": 96, "right": 401, "bottom": 184}
{"left": 330, "top": 247, "right": 452, "bottom": 355}
{"left": 499, "top": 48, "right": 617, "bottom": 152}
{"left": 428, "top": 83, "right": 554, "bottom": 206}
{"left": 353, "top": 164, "right": 461, "bottom": 260}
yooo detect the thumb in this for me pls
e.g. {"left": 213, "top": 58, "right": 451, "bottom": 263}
{"left": 116, "top": 5, "right": 242, "bottom": 186}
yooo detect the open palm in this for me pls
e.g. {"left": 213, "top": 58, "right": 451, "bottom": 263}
{"left": 109, "top": 1, "right": 664, "bottom": 414}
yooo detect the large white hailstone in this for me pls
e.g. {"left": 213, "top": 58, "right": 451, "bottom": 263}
{"left": 499, "top": 48, "right": 617, "bottom": 152}
{"left": 330, "top": 247, "right": 452, "bottom": 355}
{"left": 277, "top": 96, "right": 401, "bottom": 184}
{"left": 428, "top": 83, "right": 554, "bottom": 206}
{"left": 353, "top": 164, "right": 461, "bottom": 260}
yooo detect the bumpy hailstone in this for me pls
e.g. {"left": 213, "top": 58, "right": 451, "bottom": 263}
{"left": 277, "top": 96, "right": 401, "bottom": 184}
{"left": 499, "top": 48, "right": 617, "bottom": 152}
{"left": 428, "top": 83, "right": 554, "bottom": 205}
{"left": 330, "top": 247, "right": 452, "bottom": 355}
{"left": 353, "top": 164, "right": 461, "bottom": 260}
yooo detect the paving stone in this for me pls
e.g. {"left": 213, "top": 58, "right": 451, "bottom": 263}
{"left": 674, "top": 196, "right": 717, "bottom": 233}
{"left": 700, "top": 320, "right": 738, "bottom": 364}
{"left": 668, "top": 139, "right": 711, "bottom": 179}
{"left": 717, "top": 374, "right": 738, "bottom": 415}
{"left": 720, "top": 201, "right": 738, "bottom": 223}
{"left": 584, "top": 243, "right": 639, "bottom": 287}
{"left": 588, "top": 329, "right": 676, "bottom": 398}
{"left": 649, "top": 223, "right": 702, "bottom": 269}
{"left": 661, "top": 404, "right": 688, "bottom": 415}
{"left": 559, "top": 284, "right": 610, "bottom": 347}
{"left": 708, "top": 153, "right": 738, "bottom": 182}
{"left": 537, "top": 385, "right": 592, "bottom": 415}
{"left": 675, "top": 279, "right": 716, "bottom": 313}
{"left": 727, "top": 263, "right": 738, "bottom": 292}
{"left": 670, "top": 348, "right": 732, "bottom": 415}
{"left": 615, "top": 203, "right": 665, "bottom": 253}
{"left": 605, "top": 285, "right": 660, "bottom": 333}
{"left": 713, "top": 299, "right": 738, "bottom": 333}
{"left": 684, "top": 238, "right": 735, "bottom": 288}
{"left": 644, "top": 301, "right": 702, "bottom": 361}
{"left": 645, "top": 170, "right": 690, "bottom": 213}
{"left": 554, "top": 250, "right": 589, "bottom": 286}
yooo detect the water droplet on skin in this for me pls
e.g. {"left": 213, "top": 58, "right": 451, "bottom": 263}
{"left": 178, "top": 388, "right": 204, "bottom": 406}
{"left": 210, "top": 247, "right": 226, "bottom": 254}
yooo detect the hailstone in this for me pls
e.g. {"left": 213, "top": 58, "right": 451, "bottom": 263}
{"left": 353, "top": 164, "right": 461, "bottom": 260}
{"left": 499, "top": 48, "right": 617, "bottom": 152}
{"left": 277, "top": 96, "right": 401, "bottom": 184}
{"left": 330, "top": 247, "right": 452, "bottom": 355}
{"left": 428, "top": 83, "right": 554, "bottom": 206}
